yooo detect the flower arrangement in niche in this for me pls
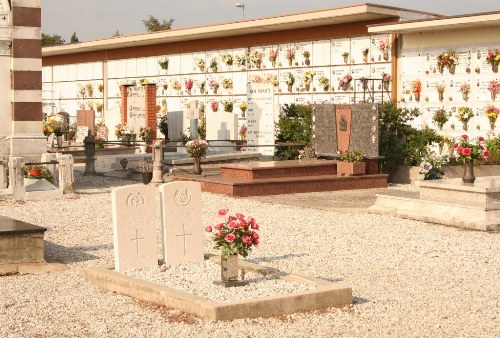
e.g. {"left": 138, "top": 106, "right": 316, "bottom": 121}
{"left": 239, "top": 124, "right": 247, "bottom": 141}
{"left": 486, "top": 105, "right": 499, "bottom": 129}
{"left": 250, "top": 51, "right": 263, "bottom": 68}
{"left": 86, "top": 83, "right": 94, "bottom": 97}
{"left": 378, "top": 38, "right": 391, "bottom": 61}
{"left": 269, "top": 48, "right": 278, "bottom": 67}
{"left": 158, "top": 56, "right": 169, "bottom": 70}
{"left": 458, "top": 107, "right": 474, "bottom": 130}
{"left": 199, "top": 81, "right": 206, "bottom": 95}
{"left": 222, "top": 100, "right": 233, "bottom": 112}
{"left": 197, "top": 58, "right": 205, "bottom": 72}
{"left": 436, "top": 51, "right": 459, "bottom": 73}
{"left": 381, "top": 72, "right": 391, "bottom": 91}
{"left": 211, "top": 100, "right": 219, "bottom": 112}
{"left": 419, "top": 153, "right": 447, "bottom": 180}
{"left": 460, "top": 82, "right": 471, "bottom": 101}
{"left": 486, "top": 48, "right": 500, "bottom": 72}
{"left": 302, "top": 71, "right": 315, "bottom": 91}
{"left": 338, "top": 74, "right": 353, "bottom": 91}
{"left": 362, "top": 48, "right": 369, "bottom": 63}
{"left": 139, "top": 126, "right": 152, "bottom": 141}
{"left": 221, "top": 78, "right": 233, "bottom": 90}
{"left": 221, "top": 53, "right": 233, "bottom": 66}
{"left": 209, "top": 79, "right": 219, "bottom": 94}
{"left": 184, "top": 79, "right": 193, "bottom": 95}
{"left": 210, "top": 58, "right": 218, "bottom": 72}
{"left": 235, "top": 54, "right": 247, "bottom": 68}
{"left": 98, "top": 83, "right": 104, "bottom": 93}
{"left": 432, "top": 107, "right": 448, "bottom": 129}
{"left": 172, "top": 80, "right": 182, "bottom": 93}
{"left": 411, "top": 79, "right": 421, "bottom": 101}
{"left": 265, "top": 74, "right": 279, "bottom": 87}
{"left": 342, "top": 51, "right": 349, "bottom": 64}
{"left": 286, "top": 48, "right": 296, "bottom": 66}
{"left": 436, "top": 81, "right": 446, "bottom": 101}
{"left": 285, "top": 73, "right": 295, "bottom": 92}
{"left": 43, "top": 117, "right": 68, "bottom": 136}
{"left": 205, "top": 209, "right": 259, "bottom": 258}
{"left": 302, "top": 50, "right": 311, "bottom": 65}
{"left": 318, "top": 76, "right": 329, "bottom": 91}
{"left": 453, "top": 134, "right": 489, "bottom": 164}
{"left": 488, "top": 80, "right": 500, "bottom": 100}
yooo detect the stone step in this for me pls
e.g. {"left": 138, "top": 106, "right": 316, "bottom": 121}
{"left": 220, "top": 159, "right": 338, "bottom": 180}
{"left": 173, "top": 173, "right": 388, "bottom": 197}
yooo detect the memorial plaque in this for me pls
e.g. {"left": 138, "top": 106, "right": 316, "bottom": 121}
{"left": 313, "top": 104, "right": 338, "bottom": 155}
{"left": 75, "top": 126, "right": 89, "bottom": 144}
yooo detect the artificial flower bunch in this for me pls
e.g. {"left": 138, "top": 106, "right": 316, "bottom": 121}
{"left": 221, "top": 78, "right": 233, "bottom": 90}
{"left": 205, "top": 209, "right": 260, "bottom": 258}
{"left": 285, "top": 73, "right": 295, "bottom": 86}
{"left": 221, "top": 53, "right": 233, "bottom": 66}
{"left": 488, "top": 80, "right": 500, "bottom": 96}
{"left": 486, "top": 49, "right": 500, "bottom": 66}
{"left": 457, "top": 107, "right": 474, "bottom": 123}
{"left": 338, "top": 74, "right": 352, "bottom": 90}
{"left": 302, "top": 71, "right": 315, "bottom": 85}
{"left": 158, "top": 56, "right": 169, "bottom": 70}
{"left": 378, "top": 38, "right": 391, "bottom": 53}
{"left": 139, "top": 126, "right": 152, "bottom": 141}
{"left": 453, "top": 134, "right": 489, "bottom": 164}
{"left": 268, "top": 49, "right": 278, "bottom": 62}
{"left": 211, "top": 100, "right": 219, "bottom": 112}
{"left": 209, "top": 79, "right": 219, "bottom": 92}
{"left": 460, "top": 82, "right": 470, "bottom": 94}
{"left": 436, "top": 51, "right": 458, "bottom": 70}
{"left": 186, "top": 137, "right": 209, "bottom": 158}
{"left": 43, "top": 117, "right": 68, "bottom": 136}
{"left": 486, "top": 105, "right": 499, "bottom": 123}
{"left": 185, "top": 79, "right": 193, "bottom": 92}
{"left": 286, "top": 48, "right": 296, "bottom": 62}
{"left": 411, "top": 79, "right": 421, "bottom": 96}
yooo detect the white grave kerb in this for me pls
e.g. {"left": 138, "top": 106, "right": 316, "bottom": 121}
{"left": 112, "top": 185, "right": 158, "bottom": 272}
{"left": 159, "top": 181, "right": 204, "bottom": 265}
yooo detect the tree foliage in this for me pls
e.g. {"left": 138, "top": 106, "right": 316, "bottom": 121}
{"left": 142, "top": 15, "right": 174, "bottom": 32}
{"left": 41, "top": 33, "right": 65, "bottom": 47}
{"left": 70, "top": 32, "right": 79, "bottom": 44}
{"left": 275, "top": 104, "right": 313, "bottom": 160}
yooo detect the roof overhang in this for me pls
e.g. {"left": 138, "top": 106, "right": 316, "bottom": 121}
{"left": 43, "top": 3, "right": 440, "bottom": 57}
{"left": 369, "top": 11, "right": 500, "bottom": 34}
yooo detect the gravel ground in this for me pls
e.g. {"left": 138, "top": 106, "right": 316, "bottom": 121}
{"left": 0, "top": 172, "right": 499, "bottom": 338}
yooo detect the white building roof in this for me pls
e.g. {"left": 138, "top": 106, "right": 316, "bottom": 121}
{"left": 368, "top": 11, "right": 500, "bottom": 34}
{"left": 43, "top": 3, "right": 441, "bottom": 57}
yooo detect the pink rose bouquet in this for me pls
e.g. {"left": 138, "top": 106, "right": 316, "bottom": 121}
{"left": 205, "top": 209, "right": 259, "bottom": 257}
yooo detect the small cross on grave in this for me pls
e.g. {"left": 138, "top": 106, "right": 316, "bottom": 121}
{"left": 176, "top": 223, "right": 192, "bottom": 255}
{"left": 185, "top": 101, "right": 200, "bottom": 138}
{"left": 0, "top": 15, "right": 7, "bottom": 22}
{"left": 130, "top": 229, "right": 144, "bottom": 254}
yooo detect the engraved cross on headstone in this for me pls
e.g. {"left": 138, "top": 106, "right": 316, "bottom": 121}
{"left": 0, "top": 15, "right": 6, "bottom": 22}
{"left": 176, "top": 222, "right": 192, "bottom": 255}
{"left": 186, "top": 100, "right": 200, "bottom": 119}
{"left": 130, "top": 229, "right": 144, "bottom": 254}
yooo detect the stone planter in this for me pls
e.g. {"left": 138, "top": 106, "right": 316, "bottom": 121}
{"left": 337, "top": 161, "right": 365, "bottom": 176}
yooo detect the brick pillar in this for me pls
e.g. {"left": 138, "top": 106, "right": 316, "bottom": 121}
{"left": 3, "top": 0, "right": 45, "bottom": 157}
{"left": 335, "top": 104, "right": 352, "bottom": 152}
{"left": 144, "top": 84, "right": 157, "bottom": 140}
{"left": 120, "top": 85, "right": 129, "bottom": 125}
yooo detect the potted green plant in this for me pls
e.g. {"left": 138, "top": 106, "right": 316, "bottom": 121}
{"left": 337, "top": 149, "right": 365, "bottom": 176}
{"left": 135, "top": 160, "right": 153, "bottom": 185}
{"left": 158, "top": 115, "right": 168, "bottom": 141}
{"left": 95, "top": 137, "right": 105, "bottom": 148}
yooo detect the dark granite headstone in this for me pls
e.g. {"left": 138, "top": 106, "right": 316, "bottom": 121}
{"left": 313, "top": 104, "right": 337, "bottom": 155}
{"left": 350, "top": 103, "right": 379, "bottom": 158}
{"left": 313, "top": 103, "right": 379, "bottom": 157}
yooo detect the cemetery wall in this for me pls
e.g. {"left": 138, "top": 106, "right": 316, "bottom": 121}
{"left": 397, "top": 25, "right": 500, "bottom": 139}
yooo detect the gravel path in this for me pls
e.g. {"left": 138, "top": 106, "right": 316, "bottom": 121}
{"left": 0, "top": 172, "right": 499, "bottom": 337}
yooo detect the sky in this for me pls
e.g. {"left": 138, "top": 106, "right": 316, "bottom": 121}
{"left": 41, "top": 1, "right": 500, "bottom": 42}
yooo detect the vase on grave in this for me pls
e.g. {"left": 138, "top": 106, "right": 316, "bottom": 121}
{"left": 449, "top": 64, "right": 456, "bottom": 74}
{"left": 305, "top": 58, "right": 310, "bottom": 66}
{"left": 438, "top": 65, "right": 445, "bottom": 74}
{"left": 139, "top": 145, "right": 147, "bottom": 153}
{"left": 305, "top": 84, "right": 310, "bottom": 91}
{"left": 323, "top": 85, "right": 329, "bottom": 92}
{"left": 383, "top": 82, "right": 389, "bottom": 92}
{"left": 415, "top": 94, "right": 420, "bottom": 102}
{"left": 56, "top": 135, "right": 63, "bottom": 148}
{"left": 287, "top": 84, "right": 292, "bottom": 93}
{"left": 288, "top": 59, "right": 293, "bottom": 67}
{"left": 463, "top": 92, "right": 469, "bottom": 101}
{"left": 438, "top": 92, "right": 444, "bottom": 102}
{"left": 193, "top": 157, "right": 202, "bottom": 175}
{"left": 463, "top": 122, "right": 468, "bottom": 131}
{"left": 383, "top": 52, "right": 389, "bottom": 62}
{"left": 214, "top": 254, "right": 248, "bottom": 287}
{"left": 492, "top": 92, "right": 496, "bottom": 100}
{"left": 462, "top": 160, "right": 475, "bottom": 184}
{"left": 438, "top": 123, "right": 443, "bottom": 130}
{"left": 240, "top": 109, "right": 246, "bottom": 118}
{"left": 363, "top": 54, "right": 368, "bottom": 63}
{"left": 142, "top": 172, "right": 153, "bottom": 185}
{"left": 490, "top": 121, "right": 496, "bottom": 130}
{"left": 492, "top": 63, "right": 499, "bottom": 73}
{"left": 343, "top": 55, "right": 349, "bottom": 64}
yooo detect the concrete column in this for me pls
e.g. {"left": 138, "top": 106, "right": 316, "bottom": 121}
{"left": 58, "top": 154, "right": 74, "bottom": 193}
{"left": 8, "top": 156, "right": 25, "bottom": 198}
{"left": 41, "top": 152, "right": 58, "bottom": 186}
{"left": 0, "top": 155, "right": 7, "bottom": 188}
{"left": 151, "top": 140, "right": 164, "bottom": 184}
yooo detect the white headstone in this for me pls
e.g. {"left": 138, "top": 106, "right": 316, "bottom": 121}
{"left": 247, "top": 82, "right": 275, "bottom": 156}
{"left": 126, "top": 86, "right": 146, "bottom": 132}
{"left": 206, "top": 111, "right": 238, "bottom": 152}
{"left": 112, "top": 185, "right": 158, "bottom": 272}
{"left": 76, "top": 126, "right": 89, "bottom": 144}
{"left": 185, "top": 100, "right": 201, "bottom": 119}
{"left": 159, "top": 181, "right": 204, "bottom": 265}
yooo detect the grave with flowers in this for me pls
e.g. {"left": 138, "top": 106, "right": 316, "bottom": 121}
{"left": 86, "top": 181, "right": 352, "bottom": 321}
{"left": 370, "top": 135, "right": 500, "bottom": 231}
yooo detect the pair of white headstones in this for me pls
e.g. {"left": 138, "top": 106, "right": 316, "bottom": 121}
{"left": 111, "top": 181, "right": 203, "bottom": 272}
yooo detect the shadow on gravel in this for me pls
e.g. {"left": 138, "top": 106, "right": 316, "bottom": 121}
{"left": 248, "top": 253, "right": 307, "bottom": 264}
{"left": 352, "top": 296, "right": 370, "bottom": 305}
{"left": 72, "top": 172, "right": 136, "bottom": 191}
{"left": 45, "top": 241, "right": 111, "bottom": 263}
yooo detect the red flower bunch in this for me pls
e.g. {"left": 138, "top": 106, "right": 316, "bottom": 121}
{"left": 205, "top": 209, "right": 259, "bottom": 258}
{"left": 453, "top": 134, "right": 489, "bottom": 164}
